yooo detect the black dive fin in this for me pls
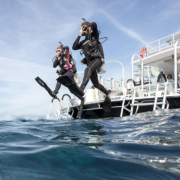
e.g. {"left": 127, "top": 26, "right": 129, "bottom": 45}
{"left": 76, "top": 98, "right": 85, "bottom": 119}
{"left": 35, "top": 76, "right": 59, "bottom": 100}
{"left": 103, "top": 96, "right": 111, "bottom": 112}
{"left": 57, "top": 76, "right": 84, "bottom": 97}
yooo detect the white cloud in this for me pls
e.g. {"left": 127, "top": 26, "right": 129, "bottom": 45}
{"left": 0, "top": 0, "right": 96, "bottom": 62}
{"left": 156, "top": 0, "right": 180, "bottom": 22}
{"left": 0, "top": 56, "right": 68, "bottom": 120}
{"left": 98, "top": 9, "right": 147, "bottom": 45}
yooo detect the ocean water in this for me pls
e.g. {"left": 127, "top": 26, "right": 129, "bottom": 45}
{"left": 0, "top": 109, "right": 180, "bottom": 180}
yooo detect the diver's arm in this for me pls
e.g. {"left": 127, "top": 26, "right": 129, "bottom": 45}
{"left": 72, "top": 36, "right": 83, "bottom": 50}
{"left": 72, "top": 27, "right": 86, "bottom": 50}
{"left": 91, "top": 22, "right": 99, "bottom": 39}
{"left": 53, "top": 58, "right": 60, "bottom": 68}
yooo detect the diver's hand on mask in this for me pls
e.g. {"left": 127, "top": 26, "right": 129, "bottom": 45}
{"left": 79, "top": 27, "right": 84, "bottom": 36}
{"left": 56, "top": 51, "right": 60, "bottom": 57}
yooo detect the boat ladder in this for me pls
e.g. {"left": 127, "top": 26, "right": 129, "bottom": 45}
{"left": 153, "top": 82, "right": 169, "bottom": 110}
{"left": 120, "top": 90, "right": 132, "bottom": 117}
{"left": 47, "top": 96, "right": 74, "bottom": 120}
{"left": 130, "top": 83, "right": 169, "bottom": 115}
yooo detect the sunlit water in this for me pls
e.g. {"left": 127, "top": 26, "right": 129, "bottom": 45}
{"left": 1, "top": 109, "right": 180, "bottom": 180}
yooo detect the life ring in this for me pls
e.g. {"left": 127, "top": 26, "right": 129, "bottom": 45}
{"left": 140, "top": 47, "right": 148, "bottom": 58}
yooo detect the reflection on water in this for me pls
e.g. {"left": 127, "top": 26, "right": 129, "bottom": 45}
{"left": 0, "top": 109, "right": 180, "bottom": 179}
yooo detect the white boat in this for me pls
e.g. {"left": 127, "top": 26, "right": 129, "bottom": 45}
{"left": 47, "top": 31, "right": 180, "bottom": 120}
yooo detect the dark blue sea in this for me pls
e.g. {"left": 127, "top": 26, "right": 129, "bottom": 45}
{"left": 1, "top": 109, "right": 180, "bottom": 180}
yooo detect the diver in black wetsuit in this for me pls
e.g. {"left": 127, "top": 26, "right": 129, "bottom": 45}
{"left": 35, "top": 44, "right": 84, "bottom": 119}
{"left": 72, "top": 21, "right": 111, "bottom": 112}
{"left": 53, "top": 45, "right": 84, "bottom": 101}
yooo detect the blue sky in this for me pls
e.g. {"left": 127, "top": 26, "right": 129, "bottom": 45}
{"left": 0, "top": 0, "right": 180, "bottom": 120}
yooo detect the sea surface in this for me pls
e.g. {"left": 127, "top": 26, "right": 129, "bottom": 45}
{"left": 0, "top": 109, "right": 180, "bottom": 180}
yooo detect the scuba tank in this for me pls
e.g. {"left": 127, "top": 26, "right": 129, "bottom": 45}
{"left": 97, "top": 58, "right": 106, "bottom": 74}
{"left": 97, "top": 43, "right": 106, "bottom": 74}
{"left": 73, "top": 73, "right": 81, "bottom": 84}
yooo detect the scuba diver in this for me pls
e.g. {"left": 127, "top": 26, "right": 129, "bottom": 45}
{"left": 53, "top": 44, "right": 85, "bottom": 119}
{"left": 52, "top": 44, "right": 76, "bottom": 95}
{"left": 53, "top": 44, "right": 84, "bottom": 100}
{"left": 72, "top": 20, "right": 111, "bottom": 112}
{"left": 35, "top": 43, "right": 85, "bottom": 119}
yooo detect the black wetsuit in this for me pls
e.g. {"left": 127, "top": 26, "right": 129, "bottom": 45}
{"left": 53, "top": 54, "right": 76, "bottom": 94}
{"left": 72, "top": 22, "right": 108, "bottom": 95}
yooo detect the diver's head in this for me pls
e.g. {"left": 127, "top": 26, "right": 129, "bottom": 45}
{"left": 81, "top": 22, "right": 91, "bottom": 36}
{"left": 56, "top": 45, "right": 64, "bottom": 57}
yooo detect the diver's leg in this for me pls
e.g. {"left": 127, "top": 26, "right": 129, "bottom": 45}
{"left": 63, "top": 70, "right": 85, "bottom": 118}
{"left": 59, "top": 70, "right": 84, "bottom": 97}
{"left": 80, "top": 58, "right": 102, "bottom": 91}
{"left": 35, "top": 76, "right": 58, "bottom": 99}
{"left": 90, "top": 71, "right": 108, "bottom": 95}
{"left": 76, "top": 98, "right": 85, "bottom": 119}
{"left": 53, "top": 70, "right": 73, "bottom": 94}
{"left": 53, "top": 81, "right": 61, "bottom": 94}
{"left": 69, "top": 87, "right": 85, "bottom": 119}
{"left": 80, "top": 67, "right": 91, "bottom": 91}
{"left": 69, "top": 88, "right": 84, "bottom": 100}
{"left": 62, "top": 70, "right": 74, "bottom": 78}
{"left": 90, "top": 65, "right": 111, "bottom": 112}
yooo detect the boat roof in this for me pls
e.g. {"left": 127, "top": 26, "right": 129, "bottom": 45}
{"left": 133, "top": 45, "right": 180, "bottom": 67}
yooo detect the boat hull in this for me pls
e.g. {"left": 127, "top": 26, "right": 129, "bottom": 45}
{"left": 69, "top": 97, "right": 180, "bottom": 119}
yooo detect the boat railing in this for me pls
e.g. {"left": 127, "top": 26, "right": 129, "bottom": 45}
{"left": 129, "top": 81, "right": 169, "bottom": 116}
{"left": 145, "top": 31, "right": 180, "bottom": 55}
{"left": 105, "top": 60, "right": 124, "bottom": 89}
{"left": 131, "top": 38, "right": 180, "bottom": 95}
{"left": 148, "top": 42, "right": 173, "bottom": 54}
{"left": 174, "top": 41, "right": 179, "bottom": 93}
{"left": 102, "top": 78, "right": 122, "bottom": 90}
{"left": 47, "top": 94, "right": 74, "bottom": 120}
{"left": 131, "top": 54, "right": 144, "bottom": 90}
{"left": 153, "top": 82, "right": 167, "bottom": 110}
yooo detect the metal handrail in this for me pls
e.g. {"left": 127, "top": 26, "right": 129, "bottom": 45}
{"left": 105, "top": 60, "right": 124, "bottom": 88}
{"left": 153, "top": 82, "right": 167, "bottom": 111}
{"left": 131, "top": 54, "right": 143, "bottom": 90}
{"left": 103, "top": 78, "right": 122, "bottom": 89}
{"left": 146, "top": 31, "right": 180, "bottom": 54}
{"left": 149, "top": 42, "right": 174, "bottom": 53}
{"left": 174, "top": 41, "right": 178, "bottom": 93}
{"left": 146, "top": 31, "right": 180, "bottom": 47}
